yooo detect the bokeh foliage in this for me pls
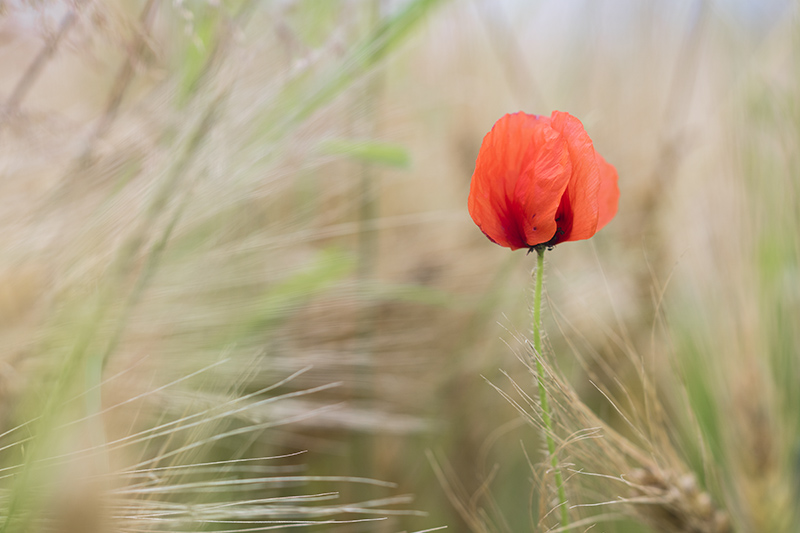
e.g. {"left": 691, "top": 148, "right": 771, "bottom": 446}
{"left": 0, "top": 0, "right": 798, "bottom": 531}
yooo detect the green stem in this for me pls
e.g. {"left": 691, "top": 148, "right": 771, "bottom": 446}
{"left": 532, "top": 246, "right": 569, "bottom": 529}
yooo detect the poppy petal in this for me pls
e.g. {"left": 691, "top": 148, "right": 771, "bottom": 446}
{"left": 468, "top": 113, "right": 571, "bottom": 250}
{"left": 548, "top": 111, "right": 601, "bottom": 243}
{"left": 515, "top": 117, "right": 572, "bottom": 247}
{"left": 595, "top": 153, "right": 619, "bottom": 231}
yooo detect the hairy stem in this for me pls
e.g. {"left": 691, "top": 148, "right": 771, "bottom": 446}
{"left": 532, "top": 246, "right": 569, "bottom": 529}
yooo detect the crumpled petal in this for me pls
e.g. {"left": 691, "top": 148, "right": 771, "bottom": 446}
{"left": 468, "top": 112, "right": 570, "bottom": 250}
{"left": 547, "top": 111, "right": 601, "bottom": 244}
{"left": 595, "top": 153, "right": 619, "bottom": 232}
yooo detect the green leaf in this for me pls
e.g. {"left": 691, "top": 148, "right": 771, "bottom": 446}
{"left": 177, "top": 3, "right": 221, "bottom": 104}
{"left": 259, "top": 0, "right": 448, "bottom": 139}
{"left": 319, "top": 138, "right": 411, "bottom": 168}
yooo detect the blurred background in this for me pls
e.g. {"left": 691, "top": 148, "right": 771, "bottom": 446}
{"left": 0, "top": 0, "right": 798, "bottom": 531}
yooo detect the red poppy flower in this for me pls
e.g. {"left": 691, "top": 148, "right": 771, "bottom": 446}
{"left": 468, "top": 111, "right": 619, "bottom": 250}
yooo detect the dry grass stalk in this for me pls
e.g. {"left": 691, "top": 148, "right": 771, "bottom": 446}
{"left": 487, "top": 335, "right": 733, "bottom": 533}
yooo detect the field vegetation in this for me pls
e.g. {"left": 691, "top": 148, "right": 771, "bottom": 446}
{"left": 0, "top": 0, "right": 798, "bottom": 531}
